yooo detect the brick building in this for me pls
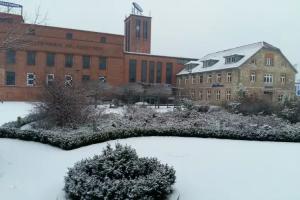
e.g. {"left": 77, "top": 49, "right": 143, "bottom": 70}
{"left": 0, "top": 5, "right": 195, "bottom": 101}
{"left": 177, "top": 42, "right": 297, "bottom": 104}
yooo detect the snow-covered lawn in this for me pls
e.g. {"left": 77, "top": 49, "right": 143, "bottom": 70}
{"left": 0, "top": 102, "right": 34, "bottom": 126}
{"left": 1, "top": 137, "right": 300, "bottom": 200}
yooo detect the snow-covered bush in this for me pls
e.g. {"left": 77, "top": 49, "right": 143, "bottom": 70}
{"left": 64, "top": 144, "right": 176, "bottom": 200}
{"left": 278, "top": 100, "right": 300, "bottom": 123}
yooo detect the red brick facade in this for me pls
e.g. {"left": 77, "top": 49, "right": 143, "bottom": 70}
{"left": 0, "top": 12, "right": 195, "bottom": 101}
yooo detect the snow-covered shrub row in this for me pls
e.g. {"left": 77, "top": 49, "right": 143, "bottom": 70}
{"left": 1, "top": 107, "right": 300, "bottom": 150}
{"left": 64, "top": 143, "right": 176, "bottom": 200}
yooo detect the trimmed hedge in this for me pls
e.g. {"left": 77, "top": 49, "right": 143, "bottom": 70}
{"left": 64, "top": 144, "right": 176, "bottom": 200}
{"left": 1, "top": 126, "right": 300, "bottom": 150}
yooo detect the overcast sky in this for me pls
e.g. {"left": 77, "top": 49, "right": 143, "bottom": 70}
{"left": 6, "top": 0, "right": 300, "bottom": 77}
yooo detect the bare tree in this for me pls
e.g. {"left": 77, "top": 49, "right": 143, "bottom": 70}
{"left": 0, "top": 5, "right": 47, "bottom": 52}
{"left": 35, "top": 80, "right": 92, "bottom": 128}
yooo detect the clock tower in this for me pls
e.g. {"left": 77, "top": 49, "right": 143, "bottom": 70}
{"left": 124, "top": 4, "right": 151, "bottom": 54}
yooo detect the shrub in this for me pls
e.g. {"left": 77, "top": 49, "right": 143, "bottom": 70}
{"left": 278, "top": 100, "right": 300, "bottom": 123}
{"left": 35, "top": 81, "right": 92, "bottom": 128}
{"left": 64, "top": 144, "right": 176, "bottom": 200}
{"left": 225, "top": 96, "right": 277, "bottom": 115}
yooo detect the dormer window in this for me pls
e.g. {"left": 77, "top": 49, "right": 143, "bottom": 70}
{"left": 202, "top": 59, "right": 218, "bottom": 68}
{"left": 224, "top": 55, "right": 244, "bottom": 64}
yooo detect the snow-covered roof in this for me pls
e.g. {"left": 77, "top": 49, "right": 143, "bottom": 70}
{"left": 177, "top": 42, "right": 280, "bottom": 75}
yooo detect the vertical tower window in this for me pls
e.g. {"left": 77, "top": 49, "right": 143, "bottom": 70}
{"left": 207, "top": 74, "right": 212, "bottom": 83}
{"left": 129, "top": 59, "right": 137, "bottom": 82}
{"left": 166, "top": 63, "right": 173, "bottom": 84}
{"left": 143, "top": 20, "right": 148, "bottom": 39}
{"left": 216, "top": 90, "right": 221, "bottom": 101}
{"left": 281, "top": 74, "right": 286, "bottom": 84}
{"left": 265, "top": 54, "right": 274, "bottom": 66}
{"left": 136, "top": 19, "right": 141, "bottom": 39}
{"left": 226, "top": 90, "right": 231, "bottom": 101}
{"left": 141, "top": 60, "right": 147, "bottom": 82}
{"left": 149, "top": 61, "right": 155, "bottom": 83}
{"left": 217, "top": 73, "right": 222, "bottom": 83}
{"left": 156, "top": 62, "right": 162, "bottom": 83}
{"left": 207, "top": 90, "right": 211, "bottom": 100}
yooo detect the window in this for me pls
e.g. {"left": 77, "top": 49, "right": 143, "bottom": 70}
{"left": 199, "top": 90, "right": 203, "bottom": 100}
{"left": 6, "top": 49, "right": 16, "bottom": 64}
{"left": 278, "top": 94, "right": 284, "bottom": 102}
{"left": 82, "top": 55, "right": 91, "bottom": 69}
{"left": 99, "top": 76, "right": 106, "bottom": 83}
{"left": 65, "top": 75, "right": 73, "bottom": 86}
{"left": 207, "top": 74, "right": 212, "bottom": 83}
{"left": 66, "top": 33, "right": 73, "bottom": 40}
{"left": 82, "top": 75, "right": 90, "bottom": 82}
{"left": 149, "top": 61, "right": 155, "bottom": 83}
{"left": 156, "top": 62, "right": 162, "bottom": 83}
{"left": 203, "top": 59, "right": 218, "bottom": 68}
{"left": 100, "top": 36, "right": 106, "bottom": 43}
{"left": 265, "top": 54, "right": 274, "bottom": 66}
{"left": 27, "top": 73, "right": 36, "bottom": 86}
{"left": 199, "top": 74, "right": 203, "bottom": 83}
{"left": 225, "top": 55, "right": 244, "bottom": 64}
{"left": 6, "top": 71, "right": 15, "bottom": 86}
{"left": 216, "top": 90, "right": 221, "bottom": 101}
{"left": 250, "top": 59, "right": 257, "bottom": 65}
{"left": 264, "top": 74, "right": 273, "bottom": 83}
{"left": 141, "top": 60, "right": 147, "bottom": 82}
{"left": 129, "top": 59, "right": 137, "bottom": 82}
{"left": 27, "top": 51, "right": 36, "bottom": 65}
{"left": 226, "top": 90, "right": 231, "bottom": 101}
{"left": 136, "top": 19, "right": 141, "bottom": 38}
{"left": 217, "top": 73, "right": 222, "bottom": 83}
{"left": 166, "top": 63, "right": 173, "bottom": 84}
{"left": 191, "top": 89, "right": 195, "bottom": 98}
{"left": 192, "top": 75, "right": 197, "bottom": 84}
{"left": 46, "top": 53, "right": 55, "bottom": 67}
{"left": 281, "top": 74, "right": 286, "bottom": 84}
{"left": 185, "top": 77, "right": 188, "bottom": 85}
{"left": 207, "top": 90, "right": 211, "bottom": 100}
{"left": 46, "top": 74, "right": 54, "bottom": 85}
{"left": 250, "top": 72, "right": 256, "bottom": 82}
{"left": 99, "top": 57, "right": 107, "bottom": 70}
{"left": 65, "top": 54, "right": 73, "bottom": 67}
{"left": 227, "top": 72, "right": 232, "bottom": 83}
{"left": 143, "top": 20, "right": 148, "bottom": 39}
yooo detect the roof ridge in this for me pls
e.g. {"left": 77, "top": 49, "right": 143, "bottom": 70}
{"left": 203, "top": 42, "right": 265, "bottom": 57}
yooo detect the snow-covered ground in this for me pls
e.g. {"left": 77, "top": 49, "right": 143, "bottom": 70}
{"left": 1, "top": 137, "right": 300, "bottom": 200}
{"left": 0, "top": 102, "right": 34, "bottom": 126}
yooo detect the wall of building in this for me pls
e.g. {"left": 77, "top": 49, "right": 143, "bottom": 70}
{"left": 239, "top": 48, "right": 295, "bottom": 102}
{"left": 177, "top": 49, "right": 296, "bottom": 104}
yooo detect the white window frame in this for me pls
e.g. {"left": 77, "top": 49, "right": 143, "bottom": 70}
{"left": 65, "top": 75, "right": 73, "bottom": 86}
{"left": 192, "top": 75, "right": 196, "bottom": 84}
{"left": 207, "top": 90, "right": 211, "bottom": 100}
{"left": 207, "top": 74, "right": 212, "bottom": 83}
{"left": 280, "top": 74, "right": 286, "bottom": 84}
{"left": 250, "top": 72, "right": 256, "bottom": 82}
{"left": 27, "top": 73, "right": 36, "bottom": 86}
{"left": 264, "top": 74, "right": 273, "bottom": 83}
{"left": 217, "top": 73, "right": 222, "bottom": 83}
{"left": 227, "top": 72, "right": 232, "bottom": 83}
{"left": 226, "top": 90, "right": 231, "bottom": 101}
{"left": 266, "top": 57, "right": 273, "bottom": 66}
{"left": 216, "top": 90, "right": 221, "bottom": 101}
{"left": 46, "top": 74, "right": 54, "bottom": 85}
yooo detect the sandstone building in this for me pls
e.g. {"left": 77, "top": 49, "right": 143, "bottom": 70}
{"left": 177, "top": 42, "right": 297, "bottom": 104}
{"left": 0, "top": 3, "right": 195, "bottom": 101}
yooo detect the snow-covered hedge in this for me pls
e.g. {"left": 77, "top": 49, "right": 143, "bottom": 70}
{"left": 1, "top": 108, "right": 300, "bottom": 150}
{"left": 64, "top": 144, "right": 176, "bottom": 200}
